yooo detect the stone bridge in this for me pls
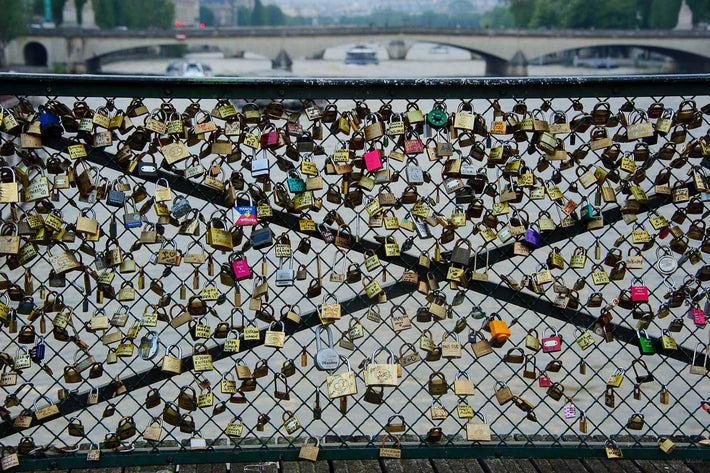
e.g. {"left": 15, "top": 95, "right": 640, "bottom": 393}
{"left": 7, "top": 26, "right": 710, "bottom": 75}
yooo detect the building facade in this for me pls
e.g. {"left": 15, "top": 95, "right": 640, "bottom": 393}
{"left": 173, "top": 0, "right": 201, "bottom": 26}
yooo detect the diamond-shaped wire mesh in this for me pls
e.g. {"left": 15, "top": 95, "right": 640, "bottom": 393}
{"left": 0, "top": 77, "right": 708, "bottom": 466}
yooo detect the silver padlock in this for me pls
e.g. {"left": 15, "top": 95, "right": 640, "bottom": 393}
{"left": 123, "top": 198, "right": 142, "bottom": 229}
{"left": 172, "top": 197, "right": 192, "bottom": 219}
{"left": 275, "top": 255, "right": 295, "bottom": 287}
{"left": 405, "top": 159, "right": 424, "bottom": 185}
{"left": 251, "top": 150, "right": 269, "bottom": 178}
{"left": 314, "top": 325, "right": 339, "bottom": 371}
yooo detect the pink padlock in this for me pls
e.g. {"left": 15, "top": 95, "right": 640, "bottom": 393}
{"left": 692, "top": 304, "right": 706, "bottom": 326}
{"left": 363, "top": 149, "right": 383, "bottom": 172}
{"left": 230, "top": 252, "right": 251, "bottom": 281}
{"left": 542, "top": 328, "right": 562, "bottom": 353}
{"left": 631, "top": 278, "right": 648, "bottom": 302}
{"left": 539, "top": 374, "right": 551, "bottom": 387}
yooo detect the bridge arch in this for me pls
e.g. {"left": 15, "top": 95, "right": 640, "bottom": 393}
{"left": 532, "top": 43, "right": 710, "bottom": 73}
{"left": 23, "top": 42, "right": 48, "bottom": 67}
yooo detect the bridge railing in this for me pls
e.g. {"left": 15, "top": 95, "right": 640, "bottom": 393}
{"left": 0, "top": 73, "right": 708, "bottom": 470}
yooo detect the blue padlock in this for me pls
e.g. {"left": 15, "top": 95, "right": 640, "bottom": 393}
{"left": 30, "top": 336, "right": 45, "bottom": 363}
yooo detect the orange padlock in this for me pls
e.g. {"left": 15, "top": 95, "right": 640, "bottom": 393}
{"left": 485, "top": 313, "right": 511, "bottom": 342}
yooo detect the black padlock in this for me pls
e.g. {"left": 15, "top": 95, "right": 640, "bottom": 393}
{"left": 16, "top": 297, "right": 34, "bottom": 315}
{"left": 138, "top": 154, "right": 159, "bottom": 178}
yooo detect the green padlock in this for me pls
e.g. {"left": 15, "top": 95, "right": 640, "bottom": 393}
{"left": 427, "top": 107, "right": 448, "bottom": 129}
{"left": 637, "top": 329, "right": 655, "bottom": 356}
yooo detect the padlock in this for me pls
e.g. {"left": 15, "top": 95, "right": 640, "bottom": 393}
{"left": 470, "top": 330, "right": 493, "bottom": 358}
{"left": 314, "top": 325, "right": 339, "bottom": 371}
{"left": 626, "top": 412, "right": 645, "bottom": 430}
{"left": 427, "top": 371, "right": 448, "bottom": 395}
{"left": 547, "top": 382, "right": 564, "bottom": 401}
{"left": 494, "top": 380, "right": 513, "bottom": 405}
{"left": 637, "top": 328, "right": 656, "bottom": 356}
{"left": 541, "top": 327, "right": 562, "bottom": 353}
{"left": 365, "top": 346, "right": 398, "bottom": 387}
{"left": 658, "top": 437, "right": 676, "bottom": 454}
{"left": 450, "top": 238, "right": 472, "bottom": 265}
{"left": 690, "top": 343, "right": 707, "bottom": 375}
{"left": 525, "top": 329, "right": 541, "bottom": 351}
{"left": 575, "top": 328, "right": 595, "bottom": 351}
{"left": 454, "top": 370, "right": 475, "bottom": 396}
{"left": 485, "top": 313, "right": 511, "bottom": 343}
{"left": 123, "top": 197, "right": 142, "bottom": 228}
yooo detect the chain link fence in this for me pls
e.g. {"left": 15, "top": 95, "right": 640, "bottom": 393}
{"left": 0, "top": 74, "right": 707, "bottom": 469}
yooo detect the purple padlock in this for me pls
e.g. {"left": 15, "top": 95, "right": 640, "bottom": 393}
{"left": 525, "top": 227, "right": 542, "bottom": 248}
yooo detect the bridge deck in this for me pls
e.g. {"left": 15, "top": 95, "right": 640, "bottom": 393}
{"left": 65, "top": 459, "right": 710, "bottom": 473}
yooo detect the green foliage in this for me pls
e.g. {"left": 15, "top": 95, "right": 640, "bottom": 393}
{"left": 337, "top": 8, "right": 482, "bottom": 27}
{"left": 251, "top": 0, "right": 265, "bottom": 26}
{"left": 237, "top": 6, "right": 251, "bottom": 26}
{"left": 505, "top": 0, "right": 659, "bottom": 29}
{"left": 264, "top": 5, "right": 285, "bottom": 26}
{"left": 92, "top": 0, "right": 174, "bottom": 29}
{"left": 51, "top": 0, "right": 65, "bottom": 24}
{"left": 687, "top": 0, "right": 710, "bottom": 23}
{"left": 200, "top": 6, "right": 215, "bottom": 27}
{"left": 75, "top": 0, "right": 87, "bottom": 24}
{"left": 528, "top": 0, "right": 563, "bottom": 29}
{"left": 479, "top": 6, "right": 515, "bottom": 28}
{"left": 648, "top": 0, "right": 681, "bottom": 29}
{"left": 0, "top": 0, "right": 27, "bottom": 44}
{"left": 237, "top": 1, "right": 303, "bottom": 27}
{"left": 504, "top": 0, "right": 535, "bottom": 28}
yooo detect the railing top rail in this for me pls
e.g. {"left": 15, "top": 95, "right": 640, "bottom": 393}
{"left": 1, "top": 73, "right": 709, "bottom": 99}
{"left": 21, "top": 25, "right": 710, "bottom": 38}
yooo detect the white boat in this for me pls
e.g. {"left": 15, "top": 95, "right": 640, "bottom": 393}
{"left": 429, "top": 45, "right": 450, "bottom": 55}
{"left": 166, "top": 60, "right": 213, "bottom": 77}
{"left": 344, "top": 46, "right": 379, "bottom": 65}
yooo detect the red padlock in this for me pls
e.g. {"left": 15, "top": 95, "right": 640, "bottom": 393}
{"left": 538, "top": 373, "right": 551, "bottom": 387}
{"left": 631, "top": 277, "right": 648, "bottom": 302}
{"left": 259, "top": 124, "right": 279, "bottom": 149}
{"left": 403, "top": 131, "right": 424, "bottom": 155}
{"left": 542, "top": 328, "right": 561, "bottom": 353}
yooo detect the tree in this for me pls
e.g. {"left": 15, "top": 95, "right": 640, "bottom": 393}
{"left": 636, "top": 0, "right": 653, "bottom": 28}
{"left": 648, "top": 0, "right": 681, "bottom": 29}
{"left": 251, "top": 0, "right": 265, "bottom": 26}
{"left": 264, "top": 4, "right": 284, "bottom": 25}
{"left": 480, "top": 6, "right": 515, "bottom": 28}
{"left": 505, "top": 0, "right": 536, "bottom": 28}
{"left": 528, "top": 0, "right": 562, "bottom": 29}
{"left": 0, "top": 0, "right": 26, "bottom": 67}
{"left": 92, "top": 0, "right": 174, "bottom": 29}
{"left": 687, "top": 0, "right": 710, "bottom": 24}
{"left": 51, "top": 0, "right": 66, "bottom": 24}
{"left": 200, "top": 6, "right": 215, "bottom": 27}
{"left": 237, "top": 6, "right": 251, "bottom": 25}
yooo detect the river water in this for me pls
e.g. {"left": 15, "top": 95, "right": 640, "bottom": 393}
{"left": 103, "top": 42, "right": 671, "bottom": 77}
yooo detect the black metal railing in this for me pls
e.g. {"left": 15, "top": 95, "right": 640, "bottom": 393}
{"left": 0, "top": 74, "right": 707, "bottom": 470}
